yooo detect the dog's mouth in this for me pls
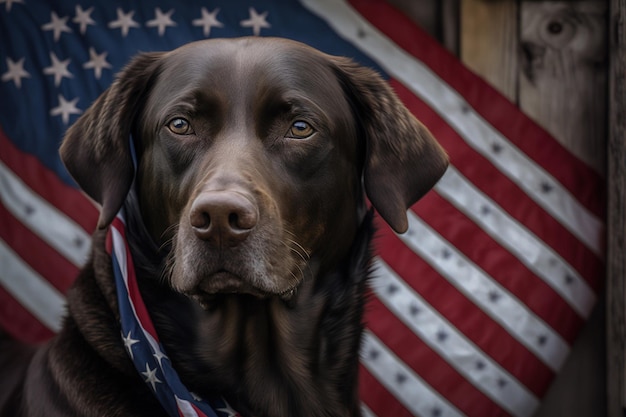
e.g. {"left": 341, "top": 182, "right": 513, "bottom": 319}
{"left": 189, "top": 269, "right": 299, "bottom": 309}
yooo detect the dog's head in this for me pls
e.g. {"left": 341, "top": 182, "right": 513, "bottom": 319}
{"left": 60, "top": 37, "right": 447, "bottom": 301}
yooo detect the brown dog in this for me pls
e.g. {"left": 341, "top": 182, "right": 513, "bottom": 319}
{"left": 0, "top": 37, "right": 447, "bottom": 417}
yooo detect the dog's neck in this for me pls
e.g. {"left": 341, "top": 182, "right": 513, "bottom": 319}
{"left": 120, "top": 190, "right": 373, "bottom": 417}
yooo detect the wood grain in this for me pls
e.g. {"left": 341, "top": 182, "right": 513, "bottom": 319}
{"left": 519, "top": 1, "right": 607, "bottom": 174}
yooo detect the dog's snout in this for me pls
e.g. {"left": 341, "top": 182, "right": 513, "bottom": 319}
{"left": 189, "top": 191, "right": 258, "bottom": 247}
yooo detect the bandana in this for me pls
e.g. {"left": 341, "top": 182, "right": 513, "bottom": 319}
{"left": 106, "top": 211, "right": 241, "bottom": 417}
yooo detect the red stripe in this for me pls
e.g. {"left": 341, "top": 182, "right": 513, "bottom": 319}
{"left": 365, "top": 297, "right": 510, "bottom": 417}
{"left": 375, "top": 221, "right": 555, "bottom": 396}
{"left": 348, "top": 0, "right": 604, "bottom": 219}
{"left": 391, "top": 79, "right": 604, "bottom": 289}
{"left": 410, "top": 193, "right": 585, "bottom": 342}
{"left": 0, "top": 286, "right": 54, "bottom": 344}
{"left": 359, "top": 364, "right": 414, "bottom": 417}
{"left": 0, "top": 128, "right": 98, "bottom": 232}
{"left": 0, "top": 202, "right": 79, "bottom": 294}
{"left": 111, "top": 218, "right": 160, "bottom": 341}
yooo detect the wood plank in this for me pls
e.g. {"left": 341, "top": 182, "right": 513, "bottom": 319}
{"left": 519, "top": 2, "right": 608, "bottom": 416}
{"left": 460, "top": 0, "right": 519, "bottom": 101}
{"left": 607, "top": 0, "right": 626, "bottom": 415}
{"left": 460, "top": 1, "right": 608, "bottom": 415}
{"left": 519, "top": 1, "right": 607, "bottom": 174}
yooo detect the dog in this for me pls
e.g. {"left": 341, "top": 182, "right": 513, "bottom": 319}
{"left": 0, "top": 37, "right": 448, "bottom": 417}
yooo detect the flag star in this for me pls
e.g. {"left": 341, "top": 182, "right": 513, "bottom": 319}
{"left": 240, "top": 7, "right": 270, "bottom": 36}
{"left": 122, "top": 331, "right": 139, "bottom": 359}
{"left": 0, "top": 0, "right": 24, "bottom": 12}
{"left": 43, "top": 52, "right": 73, "bottom": 87}
{"left": 193, "top": 7, "right": 223, "bottom": 37}
{"left": 491, "top": 143, "right": 503, "bottom": 154}
{"left": 50, "top": 94, "right": 81, "bottom": 125}
{"left": 190, "top": 392, "right": 203, "bottom": 402}
{"left": 541, "top": 182, "right": 553, "bottom": 193}
{"left": 368, "top": 349, "right": 380, "bottom": 360}
{"left": 109, "top": 8, "right": 140, "bottom": 37}
{"left": 386, "top": 283, "right": 398, "bottom": 295}
{"left": 153, "top": 350, "right": 168, "bottom": 367}
{"left": 436, "top": 329, "right": 448, "bottom": 343}
{"left": 73, "top": 236, "right": 84, "bottom": 248}
{"left": 216, "top": 398, "right": 240, "bottom": 417}
{"left": 146, "top": 8, "right": 176, "bottom": 36}
{"left": 2, "top": 57, "right": 30, "bottom": 88}
{"left": 488, "top": 290, "right": 501, "bottom": 303}
{"left": 537, "top": 334, "right": 548, "bottom": 346}
{"left": 83, "top": 47, "right": 111, "bottom": 80}
{"left": 395, "top": 372, "right": 407, "bottom": 384}
{"left": 141, "top": 363, "right": 162, "bottom": 391}
{"left": 73, "top": 5, "right": 96, "bottom": 35}
{"left": 41, "top": 11, "right": 72, "bottom": 42}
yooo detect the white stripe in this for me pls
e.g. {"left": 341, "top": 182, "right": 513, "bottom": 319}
{"left": 0, "top": 239, "right": 65, "bottom": 332}
{"left": 299, "top": 0, "right": 604, "bottom": 257}
{"left": 401, "top": 210, "right": 569, "bottom": 370}
{"left": 360, "top": 403, "right": 378, "bottom": 417}
{"left": 361, "top": 330, "right": 463, "bottom": 417}
{"left": 0, "top": 160, "right": 91, "bottom": 267}
{"left": 174, "top": 396, "right": 200, "bottom": 417}
{"left": 372, "top": 259, "right": 540, "bottom": 417}
{"left": 436, "top": 167, "right": 595, "bottom": 317}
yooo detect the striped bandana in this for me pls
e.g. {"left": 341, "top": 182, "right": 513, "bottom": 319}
{"left": 106, "top": 211, "right": 240, "bottom": 417}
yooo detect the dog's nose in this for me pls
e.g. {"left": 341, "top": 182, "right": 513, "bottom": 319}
{"left": 189, "top": 191, "right": 258, "bottom": 247}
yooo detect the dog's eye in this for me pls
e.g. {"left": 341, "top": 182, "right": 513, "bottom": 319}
{"left": 287, "top": 121, "right": 315, "bottom": 139}
{"left": 167, "top": 118, "right": 193, "bottom": 135}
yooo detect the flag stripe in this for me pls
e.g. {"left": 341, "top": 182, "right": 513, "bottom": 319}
{"left": 412, "top": 193, "right": 584, "bottom": 343}
{"left": 436, "top": 168, "right": 595, "bottom": 317}
{"left": 366, "top": 296, "right": 508, "bottom": 417}
{"left": 372, "top": 260, "right": 539, "bottom": 417}
{"left": 397, "top": 211, "right": 570, "bottom": 370}
{"left": 375, "top": 229, "right": 555, "bottom": 396}
{"left": 345, "top": 0, "right": 605, "bottom": 219}
{"left": 359, "top": 365, "right": 414, "bottom": 417}
{"left": 0, "top": 129, "right": 98, "bottom": 232}
{"left": 0, "top": 202, "right": 79, "bottom": 293}
{"left": 301, "top": 0, "right": 604, "bottom": 257}
{"left": 0, "top": 238, "right": 65, "bottom": 332}
{"left": 0, "top": 285, "right": 54, "bottom": 343}
{"left": 361, "top": 330, "right": 464, "bottom": 417}
{"left": 0, "top": 159, "right": 91, "bottom": 268}
{"left": 392, "top": 81, "right": 604, "bottom": 286}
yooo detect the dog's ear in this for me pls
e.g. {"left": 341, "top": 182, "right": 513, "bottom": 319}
{"left": 60, "top": 52, "right": 162, "bottom": 230}
{"left": 332, "top": 58, "right": 449, "bottom": 233}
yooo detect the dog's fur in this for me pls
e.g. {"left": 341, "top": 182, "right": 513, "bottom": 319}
{"left": 0, "top": 37, "right": 448, "bottom": 417}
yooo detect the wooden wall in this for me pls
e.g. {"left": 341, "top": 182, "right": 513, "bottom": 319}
{"left": 387, "top": 0, "right": 613, "bottom": 415}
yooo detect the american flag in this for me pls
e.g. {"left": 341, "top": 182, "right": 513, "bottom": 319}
{"left": 0, "top": 1, "right": 605, "bottom": 416}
